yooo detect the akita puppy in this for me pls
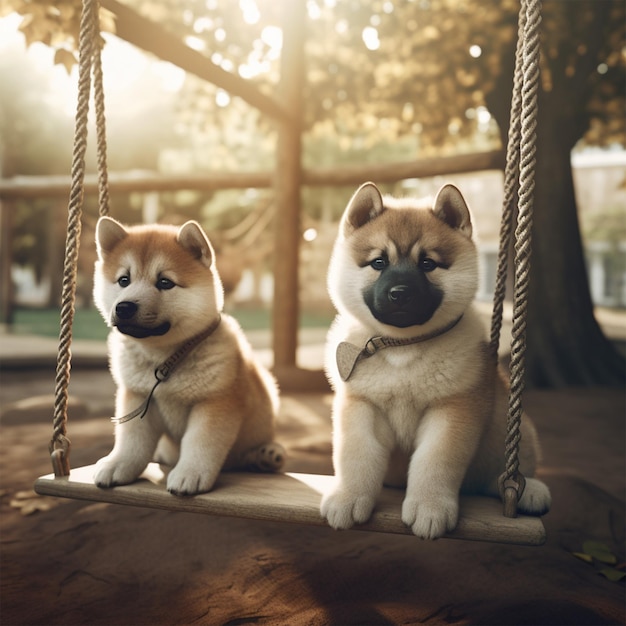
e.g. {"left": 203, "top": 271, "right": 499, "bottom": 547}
{"left": 93, "top": 217, "right": 284, "bottom": 496}
{"left": 321, "top": 182, "right": 551, "bottom": 539}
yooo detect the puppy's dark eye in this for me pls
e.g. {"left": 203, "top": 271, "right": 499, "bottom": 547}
{"left": 420, "top": 258, "right": 438, "bottom": 272}
{"left": 370, "top": 257, "right": 388, "bottom": 271}
{"left": 156, "top": 277, "right": 176, "bottom": 290}
{"left": 117, "top": 275, "right": 130, "bottom": 287}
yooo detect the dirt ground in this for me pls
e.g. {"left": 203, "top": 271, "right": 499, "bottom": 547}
{"left": 1, "top": 362, "right": 624, "bottom": 625}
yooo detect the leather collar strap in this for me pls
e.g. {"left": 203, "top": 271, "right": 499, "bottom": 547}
{"left": 336, "top": 315, "right": 463, "bottom": 382}
{"left": 111, "top": 315, "right": 222, "bottom": 424}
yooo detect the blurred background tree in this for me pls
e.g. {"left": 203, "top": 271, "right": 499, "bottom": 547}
{"left": 1, "top": 0, "right": 624, "bottom": 386}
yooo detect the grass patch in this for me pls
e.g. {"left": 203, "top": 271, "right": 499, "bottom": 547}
{"left": 9, "top": 307, "right": 333, "bottom": 341}
{"left": 11, "top": 308, "right": 110, "bottom": 342}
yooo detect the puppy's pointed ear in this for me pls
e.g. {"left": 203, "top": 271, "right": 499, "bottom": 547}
{"left": 342, "top": 182, "right": 385, "bottom": 236}
{"left": 177, "top": 221, "right": 214, "bottom": 268}
{"left": 96, "top": 216, "right": 128, "bottom": 260}
{"left": 432, "top": 184, "right": 472, "bottom": 237}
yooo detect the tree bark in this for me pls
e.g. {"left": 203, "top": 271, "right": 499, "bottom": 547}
{"left": 524, "top": 101, "right": 625, "bottom": 387}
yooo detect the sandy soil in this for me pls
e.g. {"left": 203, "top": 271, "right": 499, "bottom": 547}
{"left": 1, "top": 366, "right": 624, "bottom": 625}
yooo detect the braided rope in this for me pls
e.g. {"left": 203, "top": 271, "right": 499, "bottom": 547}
{"left": 92, "top": 12, "right": 110, "bottom": 217}
{"left": 50, "top": 0, "right": 103, "bottom": 476}
{"left": 498, "top": 0, "right": 542, "bottom": 517}
{"left": 489, "top": 6, "right": 527, "bottom": 357}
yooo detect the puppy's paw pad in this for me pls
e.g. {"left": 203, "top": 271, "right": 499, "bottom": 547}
{"left": 93, "top": 457, "right": 138, "bottom": 488}
{"left": 244, "top": 442, "right": 286, "bottom": 472}
{"left": 401, "top": 496, "right": 458, "bottom": 540}
{"left": 166, "top": 467, "right": 215, "bottom": 496}
{"left": 518, "top": 478, "right": 551, "bottom": 515}
{"left": 320, "top": 491, "right": 376, "bottom": 529}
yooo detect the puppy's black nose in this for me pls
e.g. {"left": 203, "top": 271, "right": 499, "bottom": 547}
{"left": 388, "top": 285, "right": 411, "bottom": 305}
{"left": 115, "top": 301, "right": 138, "bottom": 320}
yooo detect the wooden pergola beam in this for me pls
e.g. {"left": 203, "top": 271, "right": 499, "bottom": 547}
{"left": 304, "top": 150, "right": 506, "bottom": 186}
{"left": 99, "top": 0, "right": 289, "bottom": 122}
{"left": 0, "top": 150, "right": 505, "bottom": 199}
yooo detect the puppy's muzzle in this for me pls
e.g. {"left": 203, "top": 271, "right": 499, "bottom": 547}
{"left": 113, "top": 301, "right": 171, "bottom": 338}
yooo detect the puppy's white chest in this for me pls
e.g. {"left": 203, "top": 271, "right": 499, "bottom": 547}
{"left": 384, "top": 393, "right": 426, "bottom": 449}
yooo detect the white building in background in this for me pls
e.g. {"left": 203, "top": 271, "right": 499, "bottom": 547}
{"left": 572, "top": 150, "right": 626, "bottom": 308}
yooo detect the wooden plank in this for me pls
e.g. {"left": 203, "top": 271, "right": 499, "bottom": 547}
{"left": 34, "top": 465, "right": 546, "bottom": 546}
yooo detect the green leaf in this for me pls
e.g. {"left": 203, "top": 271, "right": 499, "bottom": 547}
{"left": 572, "top": 552, "right": 594, "bottom": 564}
{"left": 599, "top": 569, "right": 626, "bottom": 583}
{"left": 582, "top": 541, "right": 618, "bottom": 565}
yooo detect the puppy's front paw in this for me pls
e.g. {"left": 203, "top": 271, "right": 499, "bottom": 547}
{"left": 401, "top": 494, "right": 459, "bottom": 539}
{"left": 166, "top": 464, "right": 216, "bottom": 496}
{"left": 93, "top": 456, "right": 140, "bottom": 488}
{"left": 320, "top": 490, "right": 376, "bottom": 530}
{"left": 518, "top": 477, "right": 551, "bottom": 515}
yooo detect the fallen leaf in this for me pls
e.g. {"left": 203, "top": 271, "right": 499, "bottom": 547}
{"left": 572, "top": 552, "right": 594, "bottom": 564}
{"left": 582, "top": 541, "right": 618, "bottom": 565}
{"left": 9, "top": 490, "right": 56, "bottom": 516}
{"left": 599, "top": 569, "right": 626, "bottom": 583}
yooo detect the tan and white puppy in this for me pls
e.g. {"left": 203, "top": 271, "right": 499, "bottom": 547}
{"left": 321, "top": 182, "right": 551, "bottom": 539}
{"left": 93, "top": 217, "right": 284, "bottom": 495}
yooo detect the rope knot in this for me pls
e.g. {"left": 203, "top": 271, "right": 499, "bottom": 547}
{"left": 498, "top": 471, "right": 527, "bottom": 518}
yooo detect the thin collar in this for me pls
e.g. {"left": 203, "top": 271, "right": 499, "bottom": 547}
{"left": 111, "top": 315, "right": 222, "bottom": 424}
{"left": 336, "top": 314, "right": 463, "bottom": 382}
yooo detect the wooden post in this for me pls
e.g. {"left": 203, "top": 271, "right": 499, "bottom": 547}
{"left": 272, "top": 1, "right": 305, "bottom": 370}
{"left": 0, "top": 199, "right": 14, "bottom": 326}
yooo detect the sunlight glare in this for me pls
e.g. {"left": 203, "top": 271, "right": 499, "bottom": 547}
{"left": 216, "top": 90, "right": 231, "bottom": 107}
{"left": 154, "top": 62, "right": 186, "bottom": 93}
{"left": 0, "top": 14, "right": 78, "bottom": 116}
{"left": 307, "top": 1, "right": 321, "bottom": 20}
{"left": 101, "top": 34, "right": 151, "bottom": 93}
{"left": 476, "top": 106, "right": 491, "bottom": 125}
{"left": 240, "top": 0, "right": 260, "bottom": 25}
{"left": 362, "top": 26, "right": 380, "bottom": 51}
{"left": 237, "top": 26, "right": 281, "bottom": 79}
{"left": 221, "top": 58, "right": 235, "bottom": 72}
{"left": 261, "top": 25, "right": 283, "bottom": 55}
{"left": 469, "top": 44, "right": 482, "bottom": 58}
{"left": 335, "top": 19, "right": 348, "bottom": 35}
{"left": 193, "top": 16, "right": 213, "bottom": 33}
{"left": 184, "top": 35, "right": 206, "bottom": 52}
{"left": 475, "top": 105, "right": 493, "bottom": 132}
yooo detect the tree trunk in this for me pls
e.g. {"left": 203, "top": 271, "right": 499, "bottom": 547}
{"left": 524, "top": 103, "right": 625, "bottom": 387}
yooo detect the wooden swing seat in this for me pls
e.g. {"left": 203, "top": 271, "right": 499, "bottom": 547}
{"left": 34, "top": 464, "right": 545, "bottom": 546}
